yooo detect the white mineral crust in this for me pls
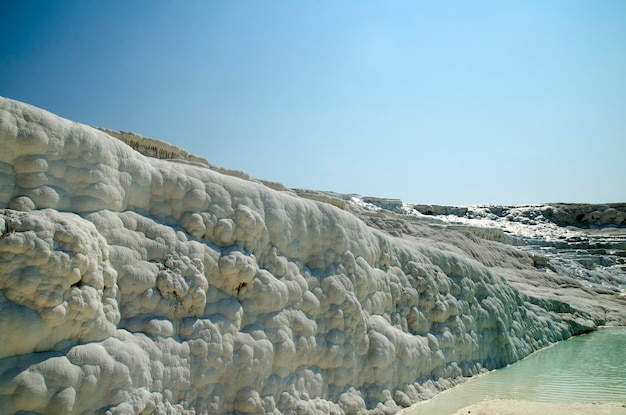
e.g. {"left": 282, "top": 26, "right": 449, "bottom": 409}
{"left": 0, "top": 97, "right": 623, "bottom": 415}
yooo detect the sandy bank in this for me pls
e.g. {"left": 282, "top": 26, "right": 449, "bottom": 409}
{"left": 453, "top": 399, "right": 626, "bottom": 415}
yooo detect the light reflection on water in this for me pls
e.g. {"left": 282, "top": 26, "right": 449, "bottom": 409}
{"left": 402, "top": 327, "right": 626, "bottom": 415}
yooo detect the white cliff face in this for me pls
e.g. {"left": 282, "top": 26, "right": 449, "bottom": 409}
{"left": 0, "top": 97, "right": 624, "bottom": 415}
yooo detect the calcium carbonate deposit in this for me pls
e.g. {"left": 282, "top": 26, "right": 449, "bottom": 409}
{"left": 0, "top": 97, "right": 624, "bottom": 415}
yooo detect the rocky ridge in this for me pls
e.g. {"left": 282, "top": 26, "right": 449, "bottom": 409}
{"left": 0, "top": 97, "right": 624, "bottom": 415}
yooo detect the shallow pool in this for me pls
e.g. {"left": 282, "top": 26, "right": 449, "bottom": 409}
{"left": 402, "top": 327, "right": 626, "bottom": 415}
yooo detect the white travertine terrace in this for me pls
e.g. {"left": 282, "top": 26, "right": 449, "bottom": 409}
{"left": 0, "top": 97, "right": 623, "bottom": 415}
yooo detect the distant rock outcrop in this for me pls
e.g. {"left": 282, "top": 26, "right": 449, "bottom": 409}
{"left": 0, "top": 97, "right": 624, "bottom": 415}
{"left": 413, "top": 203, "right": 626, "bottom": 228}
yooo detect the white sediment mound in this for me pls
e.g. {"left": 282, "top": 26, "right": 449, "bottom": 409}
{"left": 0, "top": 97, "right": 624, "bottom": 415}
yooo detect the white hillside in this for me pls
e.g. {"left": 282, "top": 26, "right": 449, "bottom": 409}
{"left": 0, "top": 97, "right": 624, "bottom": 415}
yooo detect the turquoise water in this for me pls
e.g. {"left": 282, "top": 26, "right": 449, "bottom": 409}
{"left": 403, "top": 327, "right": 626, "bottom": 415}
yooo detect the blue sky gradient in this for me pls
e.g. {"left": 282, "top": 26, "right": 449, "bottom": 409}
{"left": 1, "top": 1, "right": 625, "bottom": 204}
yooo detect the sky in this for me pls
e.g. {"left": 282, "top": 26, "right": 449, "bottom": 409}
{"left": 1, "top": 1, "right": 625, "bottom": 205}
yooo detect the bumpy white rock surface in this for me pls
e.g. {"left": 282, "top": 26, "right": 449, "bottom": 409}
{"left": 0, "top": 97, "right": 624, "bottom": 415}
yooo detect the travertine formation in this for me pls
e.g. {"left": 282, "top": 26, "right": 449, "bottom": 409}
{"left": 413, "top": 203, "right": 626, "bottom": 228}
{"left": 0, "top": 97, "right": 624, "bottom": 415}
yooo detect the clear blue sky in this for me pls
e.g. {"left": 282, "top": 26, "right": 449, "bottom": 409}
{"left": 1, "top": 1, "right": 625, "bottom": 205}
